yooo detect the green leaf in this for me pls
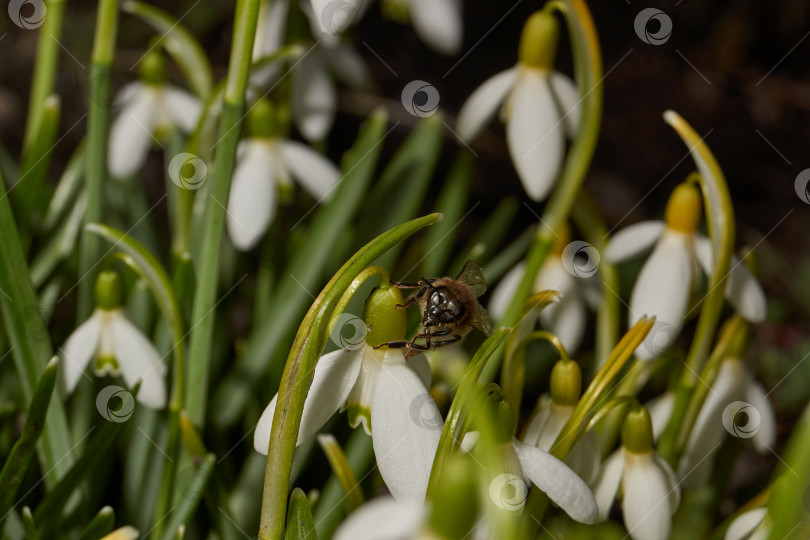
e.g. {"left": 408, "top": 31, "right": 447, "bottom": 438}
{"left": 31, "top": 192, "right": 86, "bottom": 288}
{"left": 355, "top": 114, "right": 444, "bottom": 271}
{"left": 22, "top": 507, "right": 39, "bottom": 540}
{"left": 77, "top": 506, "right": 115, "bottom": 540}
{"left": 122, "top": 1, "right": 214, "bottom": 99}
{"left": 42, "top": 140, "right": 85, "bottom": 232}
{"left": 16, "top": 95, "right": 60, "bottom": 231}
{"left": 0, "top": 170, "right": 73, "bottom": 485}
{"left": 316, "top": 434, "right": 364, "bottom": 512}
{"left": 768, "top": 401, "right": 810, "bottom": 538}
{"left": 0, "top": 358, "right": 58, "bottom": 522}
{"left": 421, "top": 152, "right": 473, "bottom": 277}
{"left": 451, "top": 196, "right": 519, "bottom": 274}
{"left": 211, "top": 110, "right": 390, "bottom": 429}
{"left": 160, "top": 453, "right": 216, "bottom": 540}
{"left": 285, "top": 489, "right": 317, "bottom": 540}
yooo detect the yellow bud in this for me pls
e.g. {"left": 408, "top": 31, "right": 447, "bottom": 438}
{"left": 621, "top": 406, "right": 654, "bottom": 454}
{"left": 518, "top": 11, "right": 559, "bottom": 69}
{"left": 550, "top": 360, "right": 581, "bottom": 406}
{"left": 363, "top": 284, "right": 407, "bottom": 347}
{"left": 665, "top": 182, "right": 702, "bottom": 234}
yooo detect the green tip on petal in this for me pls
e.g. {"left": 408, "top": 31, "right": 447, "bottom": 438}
{"left": 247, "top": 98, "right": 280, "bottom": 139}
{"left": 363, "top": 284, "right": 407, "bottom": 347}
{"left": 550, "top": 360, "right": 582, "bottom": 406}
{"left": 518, "top": 10, "right": 559, "bottom": 69}
{"left": 138, "top": 49, "right": 168, "bottom": 85}
{"left": 621, "top": 406, "right": 654, "bottom": 454}
{"left": 95, "top": 271, "right": 123, "bottom": 310}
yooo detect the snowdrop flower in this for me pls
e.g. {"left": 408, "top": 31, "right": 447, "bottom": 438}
{"left": 724, "top": 507, "right": 769, "bottom": 540}
{"left": 253, "top": 0, "right": 371, "bottom": 142}
{"left": 456, "top": 11, "right": 580, "bottom": 201}
{"left": 254, "top": 284, "right": 440, "bottom": 502}
{"left": 334, "top": 497, "right": 427, "bottom": 540}
{"left": 594, "top": 407, "right": 680, "bottom": 540}
{"left": 462, "top": 386, "right": 599, "bottom": 524}
{"left": 60, "top": 272, "right": 166, "bottom": 409}
{"left": 649, "top": 356, "right": 775, "bottom": 488}
{"left": 108, "top": 51, "right": 201, "bottom": 178}
{"left": 227, "top": 99, "right": 339, "bottom": 250}
{"left": 604, "top": 182, "right": 767, "bottom": 360}
{"left": 489, "top": 226, "right": 598, "bottom": 353}
{"left": 381, "top": 0, "right": 463, "bottom": 55}
{"left": 522, "top": 360, "right": 600, "bottom": 484}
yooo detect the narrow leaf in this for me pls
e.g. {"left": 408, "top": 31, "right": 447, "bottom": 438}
{"left": 77, "top": 506, "right": 115, "bottom": 540}
{"left": 286, "top": 488, "right": 317, "bottom": 540}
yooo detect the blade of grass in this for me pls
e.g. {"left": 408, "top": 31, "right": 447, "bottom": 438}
{"left": 285, "top": 489, "right": 316, "bottom": 540}
{"left": 77, "top": 506, "right": 115, "bottom": 540}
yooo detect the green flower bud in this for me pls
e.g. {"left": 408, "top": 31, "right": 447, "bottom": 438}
{"left": 621, "top": 406, "right": 654, "bottom": 454}
{"left": 95, "top": 271, "right": 123, "bottom": 311}
{"left": 247, "top": 98, "right": 279, "bottom": 139}
{"left": 518, "top": 11, "right": 559, "bottom": 70}
{"left": 427, "top": 455, "right": 479, "bottom": 539}
{"left": 550, "top": 359, "right": 582, "bottom": 406}
{"left": 138, "top": 50, "right": 167, "bottom": 85}
{"left": 363, "top": 283, "right": 407, "bottom": 347}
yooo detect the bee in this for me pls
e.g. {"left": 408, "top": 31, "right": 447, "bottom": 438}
{"left": 376, "top": 261, "right": 492, "bottom": 358}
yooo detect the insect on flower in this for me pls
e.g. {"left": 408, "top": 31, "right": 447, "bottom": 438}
{"left": 376, "top": 261, "right": 492, "bottom": 358}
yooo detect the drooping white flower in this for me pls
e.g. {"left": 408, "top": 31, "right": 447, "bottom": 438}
{"left": 594, "top": 408, "right": 680, "bottom": 540}
{"left": 225, "top": 136, "right": 338, "bottom": 250}
{"left": 380, "top": 0, "right": 463, "bottom": 56}
{"left": 108, "top": 52, "right": 201, "bottom": 178}
{"left": 60, "top": 273, "right": 166, "bottom": 409}
{"left": 488, "top": 227, "right": 599, "bottom": 353}
{"left": 647, "top": 357, "right": 776, "bottom": 488}
{"left": 604, "top": 183, "right": 766, "bottom": 360}
{"left": 253, "top": 0, "right": 371, "bottom": 142}
{"left": 724, "top": 507, "right": 769, "bottom": 540}
{"left": 254, "top": 343, "right": 439, "bottom": 503}
{"left": 462, "top": 431, "right": 599, "bottom": 524}
{"left": 522, "top": 394, "right": 601, "bottom": 484}
{"left": 456, "top": 11, "right": 579, "bottom": 201}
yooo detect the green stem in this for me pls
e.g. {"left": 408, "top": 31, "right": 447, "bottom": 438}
{"left": 657, "top": 112, "right": 736, "bottom": 466}
{"left": 78, "top": 0, "right": 119, "bottom": 320}
{"left": 258, "top": 214, "right": 442, "bottom": 540}
{"left": 185, "top": 0, "right": 261, "bottom": 429}
{"left": 22, "top": 0, "right": 66, "bottom": 156}
{"left": 482, "top": 0, "right": 603, "bottom": 382}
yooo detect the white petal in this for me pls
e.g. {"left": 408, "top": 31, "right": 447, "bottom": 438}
{"left": 371, "top": 349, "right": 442, "bottom": 503}
{"left": 456, "top": 68, "right": 519, "bottom": 142}
{"left": 604, "top": 221, "right": 666, "bottom": 263}
{"left": 253, "top": 348, "right": 362, "bottom": 454}
{"left": 568, "top": 429, "right": 602, "bottom": 486}
{"left": 693, "top": 235, "right": 767, "bottom": 323}
{"left": 534, "top": 403, "right": 572, "bottom": 454}
{"left": 459, "top": 430, "right": 480, "bottom": 453}
{"left": 645, "top": 392, "right": 675, "bottom": 442}
{"left": 488, "top": 262, "right": 525, "bottom": 321}
{"left": 593, "top": 449, "right": 624, "bottom": 520}
{"left": 345, "top": 346, "right": 382, "bottom": 435}
{"left": 227, "top": 141, "right": 277, "bottom": 251}
{"left": 110, "top": 313, "right": 166, "bottom": 409}
{"left": 277, "top": 140, "right": 339, "bottom": 201}
{"left": 542, "top": 287, "right": 586, "bottom": 354}
{"left": 253, "top": 0, "right": 288, "bottom": 59}
{"left": 745, "top": 377, "right": 776, "bottom": 453}
{"left": 164, "top": 87, "right": 202, "bottom": 133}
{"left": 724, "top": 508, "right": 767, "bottom": 540}
{"left": 60, "top": 311, "right": 102, "bottom": 393}
{"left": 513, "top": 439, "right": 599, "bottom": 524}
{"left": 292, "top": 54, "right": 336, "bottom": 142}
{"left": 327, "top": 44, "right": 371, "bottom": 89}
{"left": 521, "top": 395, "right": 551, "bottom": 447}
{"left": 333, "top": 497, "right": 426, "bottom": 540}
{"left": 622, "top": 452, "right": 673, "bottom": 540}
{"left": 409, "top": 0, "right": 462, "bottom": 56}
{"left": 108, "top": 87, "right": 156, "bottom": 178}
{"left": 652, "top": 454, "right": 681, "bottom": 512}
{"left": 310, "top": 0, "right": 361, "bottom": 36}
{"left": 506, "top": 70, "right": 565, "bottom": 202}
{"left": 629, "top": 231, "right": 694, "bottom": 360}
{"left": 408, "top": 354, "right": 432, "bottom": 390}
{"left": 550, "top": 72, "right": 581, "bottom": 139}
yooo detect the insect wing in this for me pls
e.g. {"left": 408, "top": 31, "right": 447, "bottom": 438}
{"left": 470, "top": 303, "right": 493, "bottom": 337}
{"left": 456, "top": 260, "right": 487, "bottom": 297}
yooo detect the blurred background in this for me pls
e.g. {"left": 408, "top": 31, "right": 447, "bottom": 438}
{"left": 1, "top": 0, "right": 809, "bottom": 528}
